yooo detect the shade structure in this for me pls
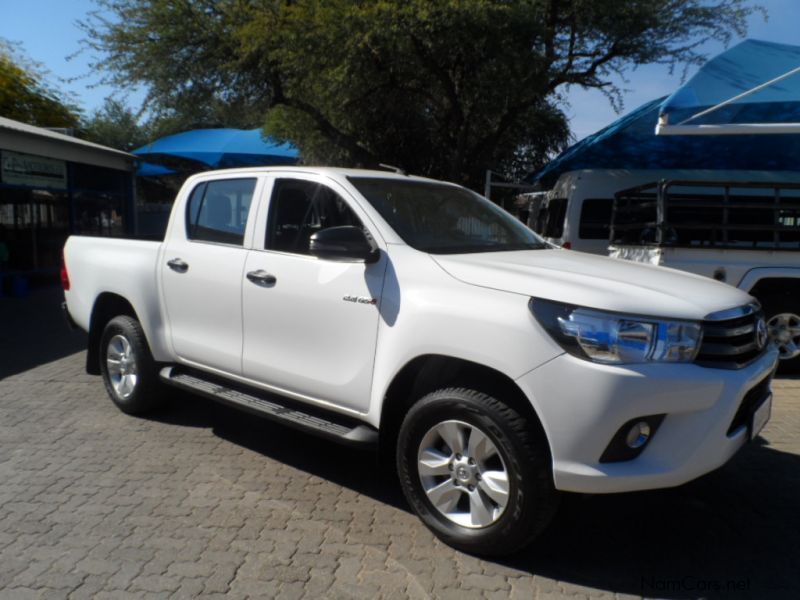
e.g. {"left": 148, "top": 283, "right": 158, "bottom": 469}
{"left": 136, "top": 161, "right": 176, "bottom": 177}
{"left": 530, "top": 40, "right": 800, "bottom": 188}
{"left": 657, "top": 39, "right": 800, "bottom": 135}
{"left": 133, "top": 128, "right": 300, "bottom": 171}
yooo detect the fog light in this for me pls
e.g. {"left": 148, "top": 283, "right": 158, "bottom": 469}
{"left": 599, "top": 414, "right": 665, "bottom": 463}
{"left": 625, "top": 421, "right": 651, "bottom": 449}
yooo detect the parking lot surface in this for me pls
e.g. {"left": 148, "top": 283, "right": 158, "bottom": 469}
{"left": 1, "top": 288, "right": 799, "bottom": 599}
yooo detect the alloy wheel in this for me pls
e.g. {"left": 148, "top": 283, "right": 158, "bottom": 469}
{"left": 767, "top": 312, "right": 800, "bottom": 360}
{"left": 106, "top": 334, "right": 139, "bottom": 399}
{"left": 417, "top": 419, "right": 510, "bottom": 528}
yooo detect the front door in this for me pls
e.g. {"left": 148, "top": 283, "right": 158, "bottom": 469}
{"left": 241, "top": 177, "right": 385, "bottom": 412}
{"left": 161, "top": 177, "right": 257, "bottom": 374}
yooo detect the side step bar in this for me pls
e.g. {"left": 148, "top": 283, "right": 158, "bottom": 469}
{"left": 159, "top": 366, "right": 378, "bottom": 448}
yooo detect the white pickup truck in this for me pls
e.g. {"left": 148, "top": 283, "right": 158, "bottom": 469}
{"left": 63, "top": 167, "right": 778, "bottom": 555}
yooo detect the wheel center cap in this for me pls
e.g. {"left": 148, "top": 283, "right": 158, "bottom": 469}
{"left": 456, "top": 466, "right": 470, "bottom": 482}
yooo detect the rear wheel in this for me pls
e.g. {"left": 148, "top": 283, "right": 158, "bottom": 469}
{"left": 396, "top": 387, "right": 558, "bottom": 556}
{"left": 762, "top": 296, "right": 800, "bottom": 374}
{"left": 99, "top": 315, "right": 166, "bottom": 415}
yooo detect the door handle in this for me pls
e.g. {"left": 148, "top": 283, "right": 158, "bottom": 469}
{"left": 167, "top": 258, "right": 189, "bottom": 273}
{"left": 246, "top": 270, "right": 277, "bottom": 286}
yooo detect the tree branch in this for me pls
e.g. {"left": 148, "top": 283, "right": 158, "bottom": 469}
{"left": 272, "top": 79, "right": 378, "bottom": 165}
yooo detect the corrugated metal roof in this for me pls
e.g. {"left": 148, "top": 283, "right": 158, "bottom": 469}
{"left": 0, "top": 115, "right": 134, "bottom": 158}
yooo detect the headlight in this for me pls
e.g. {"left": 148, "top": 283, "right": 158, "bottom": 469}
{"left": 530, "top": 298, "right": 702, "bottom": 364}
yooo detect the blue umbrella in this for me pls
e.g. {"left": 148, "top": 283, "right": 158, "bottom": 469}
{"left": 136, "top": 161, "right": 176, "bottom": 177}
{"left": 133, "top": 128, "right": 300, "bottom": 169}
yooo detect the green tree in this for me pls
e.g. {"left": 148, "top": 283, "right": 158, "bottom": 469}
{"left": 80, "top": 98, "right": 151, "bottom": 151}
{"left": 82, "top": 0, "right": 757, "bottom": 187}
{"left": 0, "top": 40, "right": 80, "bottom": 128}
{"left": 80, "top": 99, "right": 202, "bottom": 153}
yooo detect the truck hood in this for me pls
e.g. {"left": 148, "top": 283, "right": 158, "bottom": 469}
{"left": 432, "top": 249, "right": 753, "bottom": 321}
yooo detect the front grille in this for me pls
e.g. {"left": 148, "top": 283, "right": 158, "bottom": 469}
{"left": 695, "top": 305, "right": 767, "bottom": 369}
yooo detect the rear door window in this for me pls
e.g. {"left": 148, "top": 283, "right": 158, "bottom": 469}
{"left": 186, "top": 178, "right": 256, "bottom": 245}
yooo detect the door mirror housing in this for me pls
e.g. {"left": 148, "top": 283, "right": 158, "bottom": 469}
{"left": 309, "top": 226, "right": 379, "bottom": 263}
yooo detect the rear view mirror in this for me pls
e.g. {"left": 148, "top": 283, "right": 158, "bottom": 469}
{"left": 309, "top": 226, "right": 378, "bottom": 263}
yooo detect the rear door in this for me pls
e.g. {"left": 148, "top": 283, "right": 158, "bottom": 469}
{"left": 241, "top": 176, "right": 386, "bottom": 412}
{"left": 161, "top": 176, "right": 259, "bottom": 374}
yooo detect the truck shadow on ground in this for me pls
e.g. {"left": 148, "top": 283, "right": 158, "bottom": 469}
{"left": 510, "top": 437, "right": 800, "bottom": 599}
{"left": 152, "top": 390, "right": 799, "bottom": 599}
{"left": 0, "top": 286, "right": 87, "bottom": 380}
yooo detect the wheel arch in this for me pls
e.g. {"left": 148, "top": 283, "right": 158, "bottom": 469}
{"left": 86, "top": 293, "right": 140, "bottom": 375}
{"left": 748, "top": 277, "right": 800, "bottom": 371}
{"left": 747, "top": 276, "right": 800, "bottom": 304}
{"left": 378, "top": 354, "right": 551, "bottom": 465}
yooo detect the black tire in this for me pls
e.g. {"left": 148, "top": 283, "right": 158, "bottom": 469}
{"left": 99, "top": 315, "right": 166, "bottom": 415}
{"left": 761, "top": 295, "right": 800, "bottom": 374}
{"left": 396, "top": 387, "right": 559, "bottom": 556}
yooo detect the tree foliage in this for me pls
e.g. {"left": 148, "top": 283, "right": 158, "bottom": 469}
{"left": 0, "top": 40, "right": 80, "bottom": 128}
{"left": 83, "top": 0, "right": 756, "bottom": 186}
{"left": 79, "top": 97, "right": 195, "bottom": 151}
{"left": 80, "top": 98, "right": 151, "bottom": 150}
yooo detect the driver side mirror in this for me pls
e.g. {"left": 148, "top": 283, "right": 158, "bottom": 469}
{"left": 309, "top": 226, "right": 379, "bottom": 263}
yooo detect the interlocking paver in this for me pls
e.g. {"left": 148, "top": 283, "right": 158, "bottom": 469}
{"left": 1, "top": 289, "right": 800, "bottom": 598}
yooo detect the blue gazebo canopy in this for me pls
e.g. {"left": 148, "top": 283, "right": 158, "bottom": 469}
{"left": 133, "top": 128, "right": 299, "bottom": 174}
{"left": 532, "top": 39, "right": 800, "bottom": 188}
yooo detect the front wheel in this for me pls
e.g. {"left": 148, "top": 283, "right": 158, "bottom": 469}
{"left": 396, "top": 388, "right": 559, "bottom": 556}
{"left": 99, "top": 315, "right": 166, "bottom": 415}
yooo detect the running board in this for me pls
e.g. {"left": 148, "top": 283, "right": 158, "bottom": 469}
{"left": 159, "top": 366, "right": 378, "bottom": 448}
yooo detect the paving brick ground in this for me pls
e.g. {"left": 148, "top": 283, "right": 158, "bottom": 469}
{"left": 1, "top": 288, "right": 799, "bottom": 599}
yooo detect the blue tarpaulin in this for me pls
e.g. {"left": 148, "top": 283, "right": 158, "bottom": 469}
{"left": 133, "top": 128, "right": 299, "bottom": 174}
{"left": 658, "top": 39, "right": 800, "bottom": 133}
{"left": 531, "top": 39, "right": 800, "bottom": 188}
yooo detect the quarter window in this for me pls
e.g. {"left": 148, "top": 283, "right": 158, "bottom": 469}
{"left": 186, "top": 178, "right": 256, "bottom": 245}
{"left": 266, "top": 179, "right": 363, "bottom": 254}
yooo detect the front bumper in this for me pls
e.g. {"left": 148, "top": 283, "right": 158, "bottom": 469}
{"left": 516, "top": 348, "right": 779, "bottom": 494}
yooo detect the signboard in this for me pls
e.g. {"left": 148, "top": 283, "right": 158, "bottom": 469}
{"left": 1, "top": 150, "right": 67, "bottom": 190}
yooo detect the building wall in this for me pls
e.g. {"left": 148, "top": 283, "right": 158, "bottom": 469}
{"left": 0, "top": 146, "right": 134, "bottom": 275}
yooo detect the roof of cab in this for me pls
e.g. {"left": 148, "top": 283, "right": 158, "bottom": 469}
{"left": 183, "top": 165, "right": 450, "bottom": 185}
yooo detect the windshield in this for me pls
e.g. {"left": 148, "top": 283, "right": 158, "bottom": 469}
{"left": 349, "top": 177, "right": 546, "bottom": 254}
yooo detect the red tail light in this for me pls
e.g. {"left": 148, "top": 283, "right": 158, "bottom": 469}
{"left": 60, "top": 251, "right": 70, "bottom": 291}
{"left": 562, "top": 241, "right": 572, "bottom": 249}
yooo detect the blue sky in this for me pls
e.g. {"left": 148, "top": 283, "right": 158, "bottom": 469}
{"left": 1, "top": 0, "right": 798, "bottom": 141}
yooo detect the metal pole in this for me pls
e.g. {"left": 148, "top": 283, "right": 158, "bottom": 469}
{"left": 678, "top": 64, "right": 800, "bottom": 126}
{"left": 484, "top": 170, "right": 492, "bottom": 200}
